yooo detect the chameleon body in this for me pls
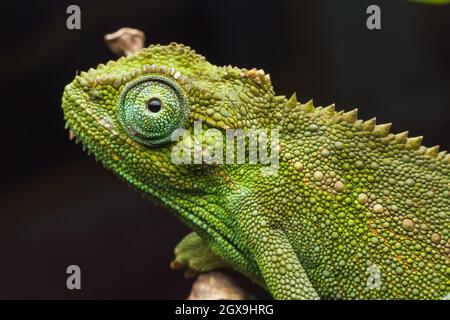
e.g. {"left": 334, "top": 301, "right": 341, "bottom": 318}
{"left": 62, "top": 43, "right": 449, "bottom": 299}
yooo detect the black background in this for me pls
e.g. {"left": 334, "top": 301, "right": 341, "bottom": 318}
{"left": 0, "top": 0, "right": 448, "bottom": 299}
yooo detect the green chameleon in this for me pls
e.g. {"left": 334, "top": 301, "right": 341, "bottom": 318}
{"left": 62, "top": 43, "right": 449, "bottom": 299}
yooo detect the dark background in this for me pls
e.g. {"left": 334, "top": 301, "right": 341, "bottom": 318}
{"left": 0, "top": 0, "right": 448, "bottom": 299}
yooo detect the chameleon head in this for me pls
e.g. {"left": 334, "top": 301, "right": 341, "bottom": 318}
{"left": 62, "top": 43, "right": 275, "bottom": 208}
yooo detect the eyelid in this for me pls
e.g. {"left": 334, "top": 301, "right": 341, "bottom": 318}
{"left": 117, "top": 75, "right": 189, "bottom": 146}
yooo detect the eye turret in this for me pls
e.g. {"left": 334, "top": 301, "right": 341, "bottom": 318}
{"left": 118, "top": 75, "right": 188, "bottom": 146}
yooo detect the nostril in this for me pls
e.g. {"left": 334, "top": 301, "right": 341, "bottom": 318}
{"left": 147, "top": 97, "right": 162, "bottom": 113}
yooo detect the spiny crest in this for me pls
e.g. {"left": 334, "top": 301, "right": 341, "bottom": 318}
{"left": 341, "top": 109, "right": 358, "bottom": 123}
{"left": 286, "top": 93, "right": 298, "bottom": 109}
{"left": 281, "top": 95, "right": 448, "bottom": 163}
{"left": 275, "top": 93, "right": 317, "bottom": 114}
{"left": 362, "top": 118, "right": 376, "bottom": 131}
{"left": 373, "top": 123, "right": 392, "bottom": 137}
{"left": 406, "top": 136, "right": 423, "bottom": 149}
{"left": 394, "top": 131, "right": 409, "bottom": 143}
{"left": 424, "top": 145, "right": 439, "bottom": 157}
{"left": 437, "top": 150, "right": 448, "bottom": 161}
{"left": 339, "top": 106, "right": 446, "bottom": 162}
{"left": 301, "top": 99, "right": 315, "bottom": 113}
{"left": 323, "top": 104, "right": 336, "bottom": 118}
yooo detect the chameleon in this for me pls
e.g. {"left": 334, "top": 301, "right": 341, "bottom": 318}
{"left": 62, "top": 43, "right": 449, "bottom": 299}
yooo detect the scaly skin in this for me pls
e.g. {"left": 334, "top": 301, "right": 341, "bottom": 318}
{"left": 62, "top": 43, "right": 449, "bottom": 299}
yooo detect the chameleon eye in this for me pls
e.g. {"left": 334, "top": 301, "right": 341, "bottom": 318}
{"left": 118, "top": 75, "right": 188, "bottom": 146}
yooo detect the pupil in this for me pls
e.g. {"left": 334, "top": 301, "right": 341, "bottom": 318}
{"left": 147, "top": 98, "right": 162, "bottom": 113}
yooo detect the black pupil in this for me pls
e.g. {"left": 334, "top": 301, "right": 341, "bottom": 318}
{"left": 147, "top": 98, "right": 162, "bottom": 113}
